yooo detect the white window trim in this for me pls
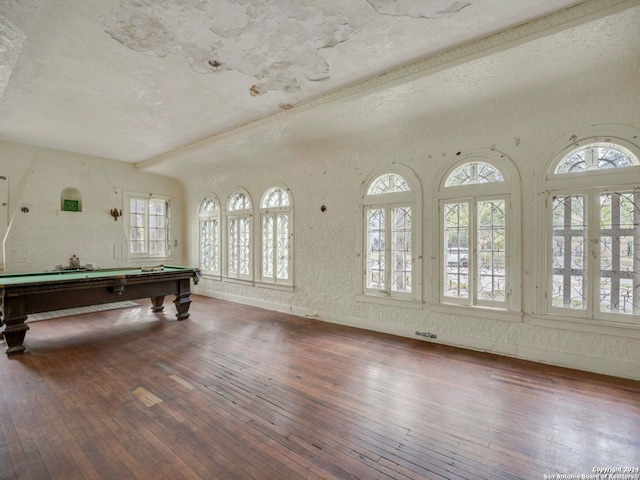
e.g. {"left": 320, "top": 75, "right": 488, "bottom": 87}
{"left": 355, "top": 294, "right": 424, "bottom": 309}
{"left": 362, "top": 200, "right": 415, "bottom": 300}
{"left": 357, "top": 165, "right": 423, "bottom": 306}
{"left": 198, "top": 195, "right": 221, "bottom": 278}
{"left": 535, "top": 126, "right": 640, "bottom": 333}
{"left": 225, "top": 189, "right": 253, "bottom": 282}
{"left": 256, "top": 281, "right": 294, "bottom": 293}
{"left": 531, "top": 313, "right": 640, "bottom": 339}
{"left": 433, "top": 149, "right": 522, "bottom": 318}
{"left": 259, "top": 184, "right": 294, "bottom": 287}
{"left": 223, "top": 276, "right": 254, "bottom": 287}
{"left": 431, "top": 303, "right": 523, "bottom": 323}
{"left": 124, "top": 191, "right": 172, "bottom": 260}
{"left": 439, "top": 194, "right": 511, "bottom": 308}
{"left": 201, "top": 272, "right": 223, "bottom": 281}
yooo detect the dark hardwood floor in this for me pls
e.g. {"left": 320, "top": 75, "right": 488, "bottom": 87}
{"left": 1, "top": 295, "right": 639, "bottom": 479}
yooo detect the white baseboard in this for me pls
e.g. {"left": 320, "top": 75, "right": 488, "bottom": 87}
{"left": 195, "top": 290, "right": 640, "bottom": 381}
{"left": 515, "top": 345, "right": 640, "bottom": 381}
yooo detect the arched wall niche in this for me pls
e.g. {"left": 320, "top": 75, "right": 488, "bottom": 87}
{"left": 61, "top": 187, "right": 82, "bottom": 212}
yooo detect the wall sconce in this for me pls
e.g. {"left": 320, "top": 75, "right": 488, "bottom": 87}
{"left": 110, "top": 208, "right": 122, "bottom": 221}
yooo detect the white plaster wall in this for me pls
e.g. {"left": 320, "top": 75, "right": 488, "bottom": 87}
{"left": 183, "top": 50, "right": 640, "bottom": 380}
{"left": 1, "top": 142, "right": 185, "bottom": 272}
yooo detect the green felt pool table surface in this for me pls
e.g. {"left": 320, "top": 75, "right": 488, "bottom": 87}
{"left": 0, "top": 265, "right": 194, "bottom": 285}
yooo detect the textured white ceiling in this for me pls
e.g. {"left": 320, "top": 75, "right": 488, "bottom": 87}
{"left": 0, "top": 0, "right": 636, "bottom": 170}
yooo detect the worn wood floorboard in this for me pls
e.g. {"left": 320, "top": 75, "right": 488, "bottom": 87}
{"left": 1, "top": 294, "right": 639, "bottom": 479}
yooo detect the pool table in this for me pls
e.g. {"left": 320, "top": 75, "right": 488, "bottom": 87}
{"left": 0, "top": 265, "right": 200, "bottom": 355}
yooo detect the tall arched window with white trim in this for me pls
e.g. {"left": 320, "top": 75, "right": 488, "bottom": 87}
{"left": 260, "top": 186, "right": 293, "bottom": 286}
{"left": 437, "top": 152, "right": 520, "bottom": 314}
{"left": 360, "top": 167, "right": 422, "bottom": 304}
{"left": 545, "top": 139, "right": 640, "bottom": 323}
{"left": 227, "top": 190, "right": 252, "bottom": 280}
{"left": 199, "top": 196, "right": 220, "bottom": 275}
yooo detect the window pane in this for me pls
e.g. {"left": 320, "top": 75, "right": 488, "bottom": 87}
{"left": 262, "top": 187, "right": 290, "bottom": 208}
{"left": 599, "top": 192, "right": 639, "bottom": 314}
{"left": 444, "top": 202, "right": 469, "bottom": 299}
{"left": 129, "top": 198, "right": 146, "bottom": 254}
{"left": 199, "top": 198, "right": 220, "bottom": 273}
{"left": 366, "top": 208, "right": 385, "bottom": 290}
{"left": 148, "top": 199, "right": 166, "bottom": 256}
{"left": 555, "top": 143, "right": 639, "bottom": 174}
{"left": 551, "top": 195, "right": 586, "bottom": 309}
{"left": 262, "top": 215, "right": 274, "bottom": 279}
{"left": 276, "top": 214, "right": 289, "bottom": 280}
{"left": 130, "top": 213, "right": 144, "bottom": 228}
{"left": 200, "top": 217, "right": 219, "bottom": 272}
{"left": 228, "top": 218, "right": 238, "bottom": 274}
{"left": 211, "top": 218, "right": 219, "bottom": 272}
{"left": 477, "top": 200, "right": 506, "bottom": 302}
{"left": 200, "top": 219, "right": 210, "bottom": 270}
{"left": 130, "top": 237, "right": 145, "bottom": 254}
{"left": 367, "top": 174, "right": 410, "bottom": 195}
{"left": 391, "top": 207, "right": 411, "bottom": 293}
{"left": 131, "top": 199, "right": 145, "bottom": 214}
{"left": 445, "top": 162, "right": 504, "bottom": 187}
{"left": 201, "top": 197, "right": 218, "bottom": 213}
{"left": 155, "top": 200, "right": 165, "bottom": 215}
{"left": 239, "top": 217, "right": 251, "bottom": 275}
{"left": 229, "top": 193, "right": 251, "bottom": 211}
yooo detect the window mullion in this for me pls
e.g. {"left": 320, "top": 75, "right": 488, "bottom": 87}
{"left": 272, "top": 213, "right": 278, "bottom": 282}
{"left": 469, "top": 199, "right": 477, "bottom": 306}
{"left": 635, "top": 192, "right": 640, "bottom": 315}
{"left": 584, "top": 188, "right": 600, "bottom": 318}
{"left": 384, "top": 205, "right": 392, "bottom": 296}
{"left": 144, "top": 199, "right": 150, "bottom": 254}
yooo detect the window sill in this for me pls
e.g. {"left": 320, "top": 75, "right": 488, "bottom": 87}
{"left": 256, "top": 281, "right": 294, "bottom": 292}
{"left": 431, "top": 303, "right": 523, "bottom": 322}
{"left": 128, "top": 256, "right": 172, "bottom": 264}
{"left": 531, "top": 314, "right": 640, "bottom": 339}
{"left": 200, "top": 272, "right": 222, "bottom": 281}
{"left": 223, "top": 276, "right": 254, "bottom": 287}
{"left": 356, "top": 294, "right": 423, "bottom": 310}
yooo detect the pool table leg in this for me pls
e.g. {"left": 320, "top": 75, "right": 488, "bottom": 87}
{"left": 151, "top": 292, "right": 191, "bottom": 319}
{"left": 173, "top": 278, "right": 192, "bottom": 320}
{"left": 173, "top": 293, "right": 191, "bottom": 320}
{"left": 1, "top": 296, "right": 29, "bottom": 355}
{"left": 150, "top": 296, "right": 165, "bottom": 313}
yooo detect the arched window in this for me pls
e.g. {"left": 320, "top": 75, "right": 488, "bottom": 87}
{"left": 227, "top": 190, "right": 253, "bottom": 280}
{"left": 554, "top": 143, "right": 638, "bottom": 173}
{"left": 544, "top": 137, "right": 640, "bottom": 323}
{"left": 260, "top": 185, "right": 293, "bottom": 286}
{"left": 199, "top": 196, "right": 220, "bottom": 275}
{"left": 437, "top": 152, "right": 520, "bottom": 313}
{"left": 360, "top": 167, "right": 422, "bottom": 304}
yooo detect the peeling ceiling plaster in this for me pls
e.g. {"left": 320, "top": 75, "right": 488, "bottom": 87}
{"left": 100, "top": 0, "right": 356, "bottom": 95}
{"left": 367, "top": 0, "right": 472, "bottom": 18}
{"left": 0, "top": 0, "right": 40, "bottom": 99}
{"left": 0, "top": 16, "right": 24, "bottom": 98}
{"left": 2, "top": 0, "right": 630, "bottom": 165}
